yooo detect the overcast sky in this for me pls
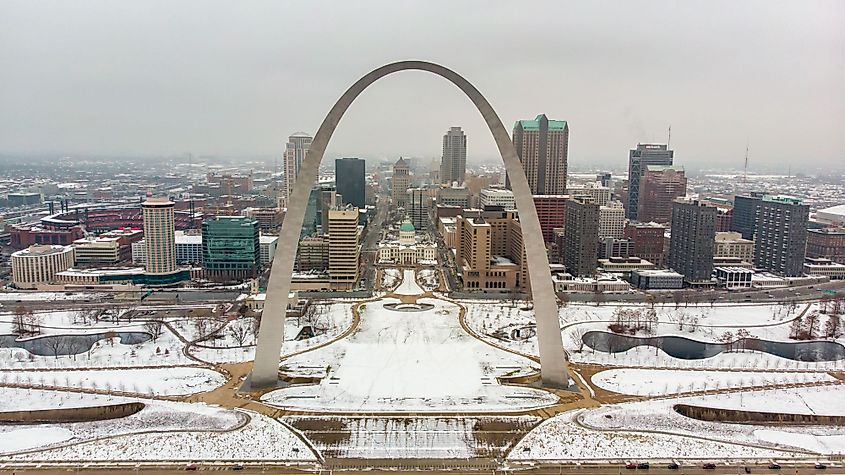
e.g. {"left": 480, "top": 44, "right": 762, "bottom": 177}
{"left": 1, "top": 1, "right": 843, "bottom": 171}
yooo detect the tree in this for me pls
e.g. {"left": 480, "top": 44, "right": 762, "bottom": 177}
{"left": 228, "top": 321, "right": 251, "bottom": 346}
{"left": 45, "top": 337, "right": 67, "bottom": 359}
{"left": 593, "top": 290, "right": 606, "bottom": 307}
{"left": 568, "top": 327, "right": 587, "bottom": 353}
{"left": 13, "top": 304, "right": 37, "bottom": 336}
{"left": 805, "top": 311, "right": 821, "bottom": 340}
{"left": 143, "top": 320, "right": 164, "bottom": 342}
{"left": 789, "top": 316, "right": 805, "bottom": 340}
{"left": 823, "top": 315, "right": 842, "bottom": 339}
{"left": 718, "top": 331, "right": 735, "bottom": 352}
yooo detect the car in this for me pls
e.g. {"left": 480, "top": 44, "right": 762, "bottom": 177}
{"left": 745, "top": 467, "right": 752, "bottom": 474}
{"left": 232, "top": 463, "right": 245, "bottom": 471}
{"left": 625, "top": 462, "right": 637, "bottom": 469}
{"left": 637, "top": 462, "right": 650, "bottom": 469}
{"left": 184, "top": 463, "right": 198, "bottom": 471}
{"left": 815, "top": 463, "right": 827, "bottom": 469}
{"left": 703, "top": 463, "right": 717, "bottom": 470}
{"left": 666, "top": 462, "right": 679, "bottom": 470}
{"left": 768, "top": 463, "right": 781, "bottom": 470}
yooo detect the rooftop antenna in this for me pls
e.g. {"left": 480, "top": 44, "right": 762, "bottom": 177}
{"left": 667, "top": 125, "right": 672, "bottom": 148}
{"left": 743, "top": 142, "right": 749, "bottom": 183}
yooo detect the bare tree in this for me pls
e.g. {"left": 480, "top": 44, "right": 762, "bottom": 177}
{"left": 228, "top": 321, "right": 251, "bottom": 346}
{"left": 823, "top": 315, "right": 842, "bottom": 339}
{"left": 568, "top": 327, "right": 587, "bottom": 353}
{"left": 143, "top": 320, "right": 164, "bottom": 342}
{"left": 13, "top": 304, "right": 37, "bottom": 336}
{"left": 45, "top": 337, "right": 67, "bottom": 359}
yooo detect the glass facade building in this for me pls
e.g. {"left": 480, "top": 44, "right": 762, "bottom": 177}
{"left": 202, "top": 216, "right": 260, "bottom": 282}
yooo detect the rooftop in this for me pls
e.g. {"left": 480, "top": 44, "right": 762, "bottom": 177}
{"left": 515, "top": 114, "right": 567, "bottom": 131}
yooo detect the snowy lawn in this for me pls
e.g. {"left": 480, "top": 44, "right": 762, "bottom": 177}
{"left": 591, "top": 368, "right": 837, "bottom": 396}
{"left": 393, "top": 269, "right": 424, "bottom": 296}
{"left": 417, "top": 269, "right": 439, "bottom": 291}
{"left": 579, "top": 385, "right": 845, "bottom": 454}
{"left": 261, "top": 297, "right": 558, "bottom": 412}
{"left": 9, "top": 410, "right": 316, "bottom": 462}
{"left": 0, "top": 367, "right": 225, "bottom": 396}
{"left": 508, "top": 410, "right": 791, "bottom": 461}
{"left": 380, "top": 268, "right": 401, "bottom": 290}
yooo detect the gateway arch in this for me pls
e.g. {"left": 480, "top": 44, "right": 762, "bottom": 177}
{"left": 249, "top": 60, "right": 569, "bottom": 389}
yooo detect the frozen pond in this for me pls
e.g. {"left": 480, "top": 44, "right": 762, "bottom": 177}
{"left": 0, "top": 332, "right": 151, "bottom": 356}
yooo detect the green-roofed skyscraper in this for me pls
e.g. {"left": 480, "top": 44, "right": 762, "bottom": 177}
{"left": 508, "top": 114, "right": 569, "bottom": 195}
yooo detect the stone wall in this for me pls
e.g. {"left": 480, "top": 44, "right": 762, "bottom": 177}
{"left": 674, "top": 403, "right": 845, "bottom": 426}
{"left": 0, "top": 402, "right": 144, "bottom": 424}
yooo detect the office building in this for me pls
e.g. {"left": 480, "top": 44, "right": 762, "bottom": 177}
{"left": 328, "top": 206, "right": 362, "bottom": 290}
{"left": 260, "top": 235, "right": 278, "bottom": 265}
{"left": 533, "top": 195, "right": 568, "bottom": 243}
{"left": 336, "top": 157, "right": 366, "bottom": 209}
{"left": 202, "top": 216, "right": 261, "bottom": 282}
{"left": 597, "top": 172, "right": 612, "bottom": 188}
{"left": 754, "top": 196, "right": 809, "bottom": 277}
{"left": 282, "top": 133, "right": 313, "bottom": 206}
{"left": 627, "top": 143, "right": 674, "bottom": 220}
{"left": 296, "top": 236, "right": 329, "bottom": 272}
{"left": 730, "top": 194, "right": 764, "bottom": 240}
{"left": 455, "top": 209, "right": 525, "bottom": 291}
{"left": 637, "top": 165, "right": 687, "bottom": 224}
{"left": 11, "top": 245, "right": 75, "bottom": 289}
{"left": 567, "top": 182, "right": 611, "bottom": 207}
{"left": 624, "top": 222, "right": 667, "bottom": 267}
{"left": 807, "top": 228, "right": 845, "bottom": 264}
{"left": 668, "top": 200, "right": 717, "bottom": 284}
{"left": 440, "top": 127, "right": 467, "bottom": 185}
{"left": 243, "top": 207, "right": 284, "bottom": 232}
{"left": 142, "top": 197, "right": 177, "bottom": 275}
{"left": 598, "top": 237, "right": 633, "bottom": 260}
{"left": 714, "top": 231, "right": 754, "bottom": 264}
{"left": 392, "top": 157, "right": 411, "bottom": 208}
{"left": 480, "top": 187, "right": 515, "bottom": 209}
{"left": 133, "top": 231, "right": 203, "bottom": 266}
{"left": 563, "top": 197, "right": 599, "bottom": 277}
{"left": 407, "top": 187, "right": 431, "bottom": 230}
{"left": 437, "top": 187, "right": 470, "bottom": 208}
{"left": 599, "top": 201, "right": 626, "bottom": 239}
{"left": 511, "top": 114, "right": 569, "bottom": 195}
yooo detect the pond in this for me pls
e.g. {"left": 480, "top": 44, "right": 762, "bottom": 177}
{"left": 582, "top": 331, "right": 845, "bottom": 362}
{"left": 0, "top": 332, "right": 151, "bottom": 357}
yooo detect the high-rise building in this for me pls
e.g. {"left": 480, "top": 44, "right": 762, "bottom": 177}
{"left": 202, "top": 216, "right": 261, "bottom": 282}
{"left": 437, "top": 186, "right": 470, "bottom": 208}
{"left": 328, "top": 206, "right": 362, "bottom": 290}
{"left": 624, "top": 222, "right": 667, "bottom": 267}
{"left": 668, "top": 199, "right": 716, "bottom": 284}
{"left": 511, "top": 114, "right": 568, "bottom": 195}
{"left": 563, "top": 197, "right": 599, "bottom": 277}
{"left": 567, "top": 182, "right": 611, "bottom": 207}
{"left": 754, "top": 196, "right": 809, "bottom": 276}
{"left": 392, "top": 157, "right": 411, "bottom": 208}
{"left": 637, "top": 165, "right": 687, "bottom": 224}
{"left": 599, "top": 201, "right": 626, "bottom": 239}
{"left": 627, "top": 143, "right": 674, "bottom": 220}
{"left": 142, "top": 197, "right": 177, "bottom": 275}
{"left": 407, "top": 187, "right": 431, "bottom": 230}
{"left": 730, "top": 194, "right": 764, "bottom": 240}
{"left": 455, "top": 209, "right": 525, "bottom": 291}
{"left": 11, "top": 245, "right": 75, "bottom": 289}
{"left": 335, "top": 157, "right": 366, "bottom": 209}
{"left": 533, "top": 195, "right": 568, "bottom": 243}
{"left": 440, "top": 127, "right": 467, "bottom": 185}
{"left": 597, "top": 172, "right": 612, "bottom": 188}
{"left": 282, "top": 133, "right": 313, "bottom": 206}
{"left": 479, "top": 188, "right": 515, "bottom": 209}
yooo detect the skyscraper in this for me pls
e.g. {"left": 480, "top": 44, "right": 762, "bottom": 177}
{"left": 282, "top": 132, "right": 313, "bottom": 207}
{"left": 335, "top": 157, "right": 366, "bottom": 209}
{"left": 142, "top": 197, "right": 176, "bottom": 275}
{"left": 328, "top": 206, "right": 362, "bottom": 290}
{"left": 407, "top": 187, "right": 431, "bottom": 230}
{"left": 440, "top": 127, "right": 467, "bottom": 185}
{"left": 563, "top": 197, "right": 599, "bottom": 277}
{"left": 668, "top": 199, "right": 716, "bottom": 284}
{"left": 599, "top": 201, "right": 626, "bottom": 239}
{"left": 754, "top": 196, "right": 809, "bottom": 276}
{"left": 392, "top": 157, "right": 411, "bottom": 208}
{"left": 730, "top": 193, "right": 764, "bottom": 240}
{"left": 202, "top": 216, "right": 261, "bottom": 282}
{"left": 511, "top": 114, "right": 569, "bottom": 195}
{"left": 637, "top": 165, "right": 687, "bottom": 224}
{"left": 627, "top": 143, "right": 674, "bottom": 220}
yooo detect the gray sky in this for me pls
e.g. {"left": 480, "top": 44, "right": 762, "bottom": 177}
{"left": 1, "top": 0, "right": 843, "bottom": 170}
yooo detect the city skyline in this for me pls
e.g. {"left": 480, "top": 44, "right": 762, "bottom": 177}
{"left": 1, "top": 1, "right": 843, "bottom": 170}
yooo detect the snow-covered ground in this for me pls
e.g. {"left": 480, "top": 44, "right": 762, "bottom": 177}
{"left": 0, "top": 367, "right": 225, "bottom": 396}
{"left": 509, "top": 410, "right": 790, "bottom": 461}
{"left": 262, "top": 297, "right": 557, "bottom": 412}
{"left": 579, "top": 385, "right": 845, "bottom": 454}
{"left": 10, "top": 410, "right": 316, "bottom": 462}
{"left": 380, "top": 268, "right": 401, "bottom": 290}
{"left": 0, "top": 292, "right": 107, "bottom": 302}
{"left": 190, "top": 303, "right": 354, "bottom": 364}
{"left": 591, "top": 368, "right": 837, "bottom": 396}
{"left": 393, "top": 269, "right": 424, "bottom": 296}
{"left": 0, "top": 387, "right": 243, "bottom": 456}
{"left": 417, "top": 269, "right": 439, "bottom": 291}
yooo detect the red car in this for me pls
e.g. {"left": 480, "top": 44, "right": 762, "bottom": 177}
{"left": 625, "top": 462, "right": 637, "bottom": 469}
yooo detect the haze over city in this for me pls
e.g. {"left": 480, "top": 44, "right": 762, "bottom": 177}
{"left": 1, "top": 0, "right": 843, "bottom": 171}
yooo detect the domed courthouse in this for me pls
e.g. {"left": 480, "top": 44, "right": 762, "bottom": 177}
{"left": 377, "top": 219, "right": 437, "bottom": 265}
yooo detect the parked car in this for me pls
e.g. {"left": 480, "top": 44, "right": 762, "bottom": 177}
{"left": 703, "top": 463, "right": 717, "bottom": 470}
{"left": 184, "top": 463, "right": 198, "bottom": 471}
{"left": 815, "top": 463, "right": 827, "bottom": 470}
{"left": 625, "top": 462, "right": 637, "bottom": 469}
{"left": 232, "top": 463, "right": 245, "bottom": 471}
{"left": 768, "top": 463, "right": 781, "bottom": 470}
{"left": 637, "top": 462, "right": 650, "bottom": 469}
{"left": 667, "top": 462, "right": 679, "bottom": 470}
{"left": 744, "top": 467, "right": 752, "bottom": 473}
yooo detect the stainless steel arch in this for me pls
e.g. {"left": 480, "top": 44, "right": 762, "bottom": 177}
{"left": 249, "top": 60, "right": 569, "bottom": 389}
